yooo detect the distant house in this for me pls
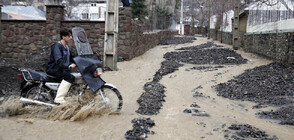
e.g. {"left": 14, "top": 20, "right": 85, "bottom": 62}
{"left": 1, "top": 5, "right": 45, "bottom": 20}
{"left": 71, "top": 2, "right": 106, "bottom": 21}
{"left": 239, "top": 0, "right": 294, "bottom": 33}
{"left": 209, "top": 10, "right": 234, "bottom": 33}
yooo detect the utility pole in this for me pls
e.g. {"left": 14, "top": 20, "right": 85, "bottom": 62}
{"left": 180, "top": 0, "right": 183, "bottom": 35}
{"left": 104, "top": 0, "right": 119, "bottom": 70}
{"left": 152, "top": 0, "right": 156, "bottom": 30}
{"left": 233, "top": 0, "right": 240, "bottom": 50}
{"left": 208, "top": 0, "right": 211, "bottom": 39}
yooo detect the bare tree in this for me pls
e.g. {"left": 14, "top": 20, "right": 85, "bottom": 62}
{"left": 62, "top": 0, "right": 81, "bottom": 18}
{"left": 62, "top": 0, "right": 100, "bottom": 19}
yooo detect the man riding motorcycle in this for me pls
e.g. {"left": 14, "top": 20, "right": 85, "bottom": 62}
{"left": 46, "top": 28, "right": 76, "bottom": 104}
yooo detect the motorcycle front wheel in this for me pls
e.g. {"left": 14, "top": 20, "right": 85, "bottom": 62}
{"left": 97, "top": 85, "right": 123, "bottom": 113}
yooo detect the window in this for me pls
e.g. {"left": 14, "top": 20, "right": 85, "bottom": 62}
{"left": 82, "top": 13, "right": 89, "bottom": 19}
{"left": 90, "top": 13, "right": 99, "bottom": 20}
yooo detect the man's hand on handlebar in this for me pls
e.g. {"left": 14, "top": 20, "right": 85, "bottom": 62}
{"left": 68, "top": 63, "right": 76, "bottom": 69}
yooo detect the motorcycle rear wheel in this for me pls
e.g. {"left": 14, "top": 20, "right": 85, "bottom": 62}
{"left": 97, "top": 85, "right": 123, "bottom": 113}
{"left": 22, "top": 86, "right": 53, "bottom": 103}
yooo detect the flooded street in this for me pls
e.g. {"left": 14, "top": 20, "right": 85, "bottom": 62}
{"left": 0, "top": 36, "right": 294, "bottom": 140}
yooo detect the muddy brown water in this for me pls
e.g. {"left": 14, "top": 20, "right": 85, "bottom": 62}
{"left": 0, "top": 36, "right": 294, "bottom": 140}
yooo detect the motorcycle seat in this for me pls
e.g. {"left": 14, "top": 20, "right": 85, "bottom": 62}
{"left": 26, "top": 70, "right": 62, "bottom": 82}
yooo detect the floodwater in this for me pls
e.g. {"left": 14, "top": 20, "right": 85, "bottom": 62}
{"left": 0, "top": 36, "right": 294, "bottom": 140}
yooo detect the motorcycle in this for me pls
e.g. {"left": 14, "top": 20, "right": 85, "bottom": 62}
{"left": 17, "top": 27, "right": 123, "bottom": 112}
{"left": 18, "top": 66, "right": 123, "bottom": 112}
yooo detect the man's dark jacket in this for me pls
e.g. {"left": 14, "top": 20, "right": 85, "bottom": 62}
{"left": 46, "top": 43, "right": 75, "bottom": 76}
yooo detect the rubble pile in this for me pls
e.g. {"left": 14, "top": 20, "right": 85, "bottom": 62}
{"left": 215, "top": 62, "right": 294, "bottom": 125}
{"left": 158, "top": 36, "right": 196, "bottom": 45}
{"left": 257, "top": 106, "right": 294, "bottom": 125}
{"left": 188, "top": 65, "right": 224, "bottom": 72}
{"left": 136, "top": 81, "right": 166, "bottom": 115}
{"left": 125, "top": 117, "right": 155, "bottom": 140}
{"left": 176, "top": 42, "right": 222, "bottom": 50}
{"left": 224, "top": 124, "right": 277, "bottom": 140}
{"left": 164, "top": 48, "right": 247, "bottom": 65}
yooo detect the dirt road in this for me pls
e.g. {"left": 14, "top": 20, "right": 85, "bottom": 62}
{"left": 0, "top": 36, "right": 293, "bottom": 140}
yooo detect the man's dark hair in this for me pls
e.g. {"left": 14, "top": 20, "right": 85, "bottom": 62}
{"left": 121, "top": 0, "right": 130, "bottom": 7}
{"left": 60, "top": 28, "right": 72, "bottom": 39}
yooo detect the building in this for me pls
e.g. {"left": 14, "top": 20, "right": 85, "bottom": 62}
{"left": 71, "top": 2, "right": 106, "bottom": 21}
{"left": 239, "top": 0, "right": 294, "bottom": 33}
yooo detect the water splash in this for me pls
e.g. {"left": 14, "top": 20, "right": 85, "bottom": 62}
{"left": 0, "top": 96, "right": 25, "bottom": 117}
{"left": 48, "top": 93, "right": 111, "bottom": 121}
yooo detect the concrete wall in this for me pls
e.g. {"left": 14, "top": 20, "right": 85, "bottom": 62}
{"left": 0, "top": 6, "right": 176, "bottom": 61}
{"left": 210, "top": 29, "right": 294, "bottom": 66}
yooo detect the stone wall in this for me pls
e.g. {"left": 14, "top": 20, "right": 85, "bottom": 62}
{"left": 1, "top": 20, "right": 46, "bottom": 59}
{"left": 0, "top": 6, "right": 176, "bottom": 61}
{"left": 209, "top": 29, "right": 218, "bottom": 40}
{"left": 118, "top": 7, "right": 177, "bottom": 61}
{"left": 210, "top": 29, "right": 294, "bottom": 66}
{"left": 212, "top": 30, "right": 232, "bottom": 45}
{"left": 243, "top": 32, "right": 294, "bottom": 65}
{"left": 222, "top": 32, "right": 233, "bottom": 45}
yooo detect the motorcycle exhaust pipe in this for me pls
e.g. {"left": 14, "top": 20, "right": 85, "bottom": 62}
{"left": 20, "top": 97, "right": 56, "bottom": 107}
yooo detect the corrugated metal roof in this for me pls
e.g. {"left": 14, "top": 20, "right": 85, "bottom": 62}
{"left": 245, "top": 0, "right": 294, "bottom": 11}
{"left": 2, "top": 5, "right": 45, "bottom": 20}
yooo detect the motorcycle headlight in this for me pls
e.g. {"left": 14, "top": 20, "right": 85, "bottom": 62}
{"left": 94, "top": 68, "right": 103, "bottom": 77}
